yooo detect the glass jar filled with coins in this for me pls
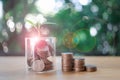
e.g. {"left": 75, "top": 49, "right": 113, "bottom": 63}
{"left": 25, "top": 37, "right": 56, "bottom": 73}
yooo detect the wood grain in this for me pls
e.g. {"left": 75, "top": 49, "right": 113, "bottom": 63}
{"left": 0, "top": 56, "right": 120, "bottom": 80}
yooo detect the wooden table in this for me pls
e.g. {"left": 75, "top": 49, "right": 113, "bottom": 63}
{"left": 0, "top": 56, "right": 120, "bottom": 80}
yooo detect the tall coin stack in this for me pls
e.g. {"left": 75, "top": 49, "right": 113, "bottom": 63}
{"left": 74, "top": 58, "right": 85, "bottom": 72}
{"left": 61, "top": 52, "right": 73, "bottom": 72}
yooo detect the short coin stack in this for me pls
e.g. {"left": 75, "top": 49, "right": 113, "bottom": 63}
{"left": 61, "top": 52, "right": 97, "bottom": 72}
{"left": 74, "top": 58, "right": 85, "bottom": 72}
{"left": 61, "top": 52, "right": 73, "bottom": 72}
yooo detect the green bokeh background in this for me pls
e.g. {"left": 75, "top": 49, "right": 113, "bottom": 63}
{"left": 0, "top": 0, "right": 120, "bottom": 56}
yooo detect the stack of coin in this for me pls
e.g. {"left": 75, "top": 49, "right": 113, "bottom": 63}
{"left": 73, "top": 58, "right": 85, "bottom": 72}
{"left": 61, "top": 52, "right": 97, "bottom": 72}
{"left": 61, "top": 52, "right": 73, "bottom": 72}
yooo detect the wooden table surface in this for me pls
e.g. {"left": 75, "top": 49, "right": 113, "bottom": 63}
{"left": 0, "top": 56, "right": 120, "bottom": 80}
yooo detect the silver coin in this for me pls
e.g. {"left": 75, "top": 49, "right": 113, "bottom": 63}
{"left": 32, "top": 60, "right": 45, "bottom": 72}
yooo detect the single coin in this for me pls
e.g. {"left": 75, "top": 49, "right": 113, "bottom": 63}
{"left": 62, "top": 59, "right": 73, "bottom": 64}
{"left": 34, "top": 52, "right": 41, "bottom": 60}
{"left": 27, "top": 57, "right": 33, "bottom": 67}
{"left": 74, "top": 65, "right": 85, "bottom": 68}
{"left": 44, "top": 64, "right": 53, "bottom": 71}
{"left": 62, "top": 60, "right": 73, "bottom": 65}
{"left": 61, "top": 52, "right": 73, "bottom": 59}
{"left": 62, "top": 69, "right": 73, "bottom": 72}
{"left": 74, "top": 62, "right": 84, "bottom": 67}
{"left": 47, "top": 56, "right": 54, "bottom": 62}
{"left": 62, "top": 59, "right": 73, "bottom": 62}
{"left": 48, "top": 44, "right": 54, "bottom": 56}
{"left": 37, "top": 51, "right": 49, "bottom": 59}
{"left": 62, "top": 66, "right": 73, "bottom": 69}
{"left": 32, "top": 60, "right": 45, "bottom": 72}
{"left": 62, "top": 63, "right": 73, "bottom": 67}
{"left": 62, "top": 58, "right": 74, "bottom": 66}
{"left": 74, "top": 66, "right": 85, "bottom": 72}
{"left": 42, "top": 58, "right": 53, "bottom": 65}
{"left": 74, "top": 57, "right": 84, "bottom": 62}
{"left": 85, "top": 65, "right": 97, "bottom": 72}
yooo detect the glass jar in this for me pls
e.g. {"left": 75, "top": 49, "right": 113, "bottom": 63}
{"left": 25, "top": 37, "right": 56, "bottom": 73}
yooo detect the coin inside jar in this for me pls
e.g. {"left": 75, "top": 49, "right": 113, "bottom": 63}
{"left": 42, "top": 58, "right": 53, "bottom": 65}
{"left": 37, "top": 51, "right": 49, "bottom": 59}
{"left": 44, "top": 64, "right": 53, "bottom": 71}
{"left": 32, "top": 60, "right": 45, "bottom": 72}
{"left": 27, "top": 57, "right": 33, "bottom": 67}
{"left": 47, "top": 56, "right": 54, "bottom": 62}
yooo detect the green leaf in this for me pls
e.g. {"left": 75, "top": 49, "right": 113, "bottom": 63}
{"left": 25, "top": 19, "right": 35, "bottom": 26}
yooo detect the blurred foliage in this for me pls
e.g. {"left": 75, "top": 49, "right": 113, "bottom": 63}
{"left": 0, "top": 0, "right": 120, "bottom": 55}
{"left": 52, "top": 0, "right": 120, "bottom": 55}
